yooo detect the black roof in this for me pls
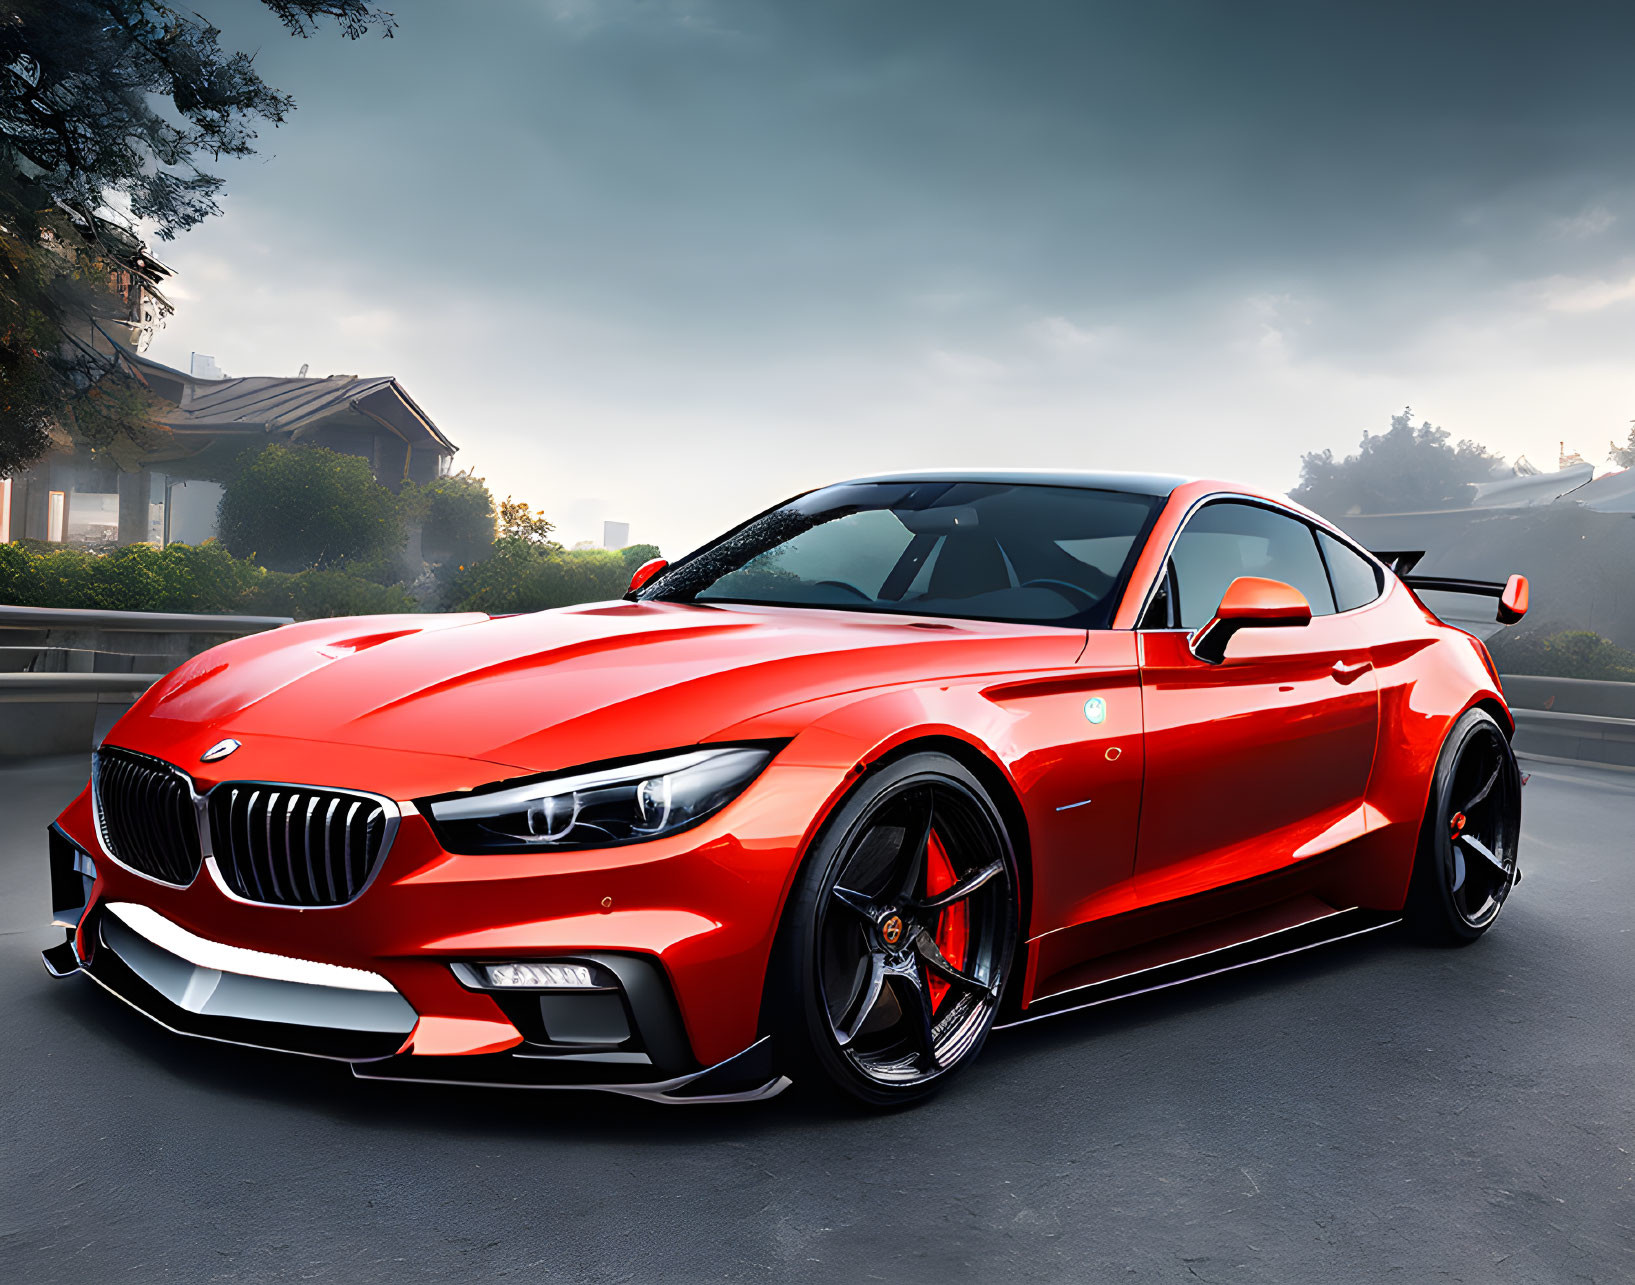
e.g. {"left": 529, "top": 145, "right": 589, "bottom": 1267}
{"left": 841, "top": 469, "right": 1191, "bottom": 497}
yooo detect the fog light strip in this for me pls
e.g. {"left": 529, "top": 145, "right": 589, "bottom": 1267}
{"left": 485, "top": 961, "right": 596, "bottom": 989}
{"left": 105, "top": 902, "right": 396, "bottom": 993}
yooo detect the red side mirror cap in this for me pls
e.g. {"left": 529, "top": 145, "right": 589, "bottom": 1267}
{"left": 626, "top": 557, "right": 668, "bottom": 597}
{"left": 1214, "top": 576, "right": 1314, "bottom": 626}
{"left": 1190, "top": 576, "right": 1312, "bottom": 664}
{"left": 1497, "top": 574, "right": 1529, "bottom": 625}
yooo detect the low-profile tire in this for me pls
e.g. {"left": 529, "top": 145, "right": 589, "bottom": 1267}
{"left": 769, "top": 752, "right": 1020, "bottom": 1107}
{"left": 1404, "top": 707, "right": 1522, "bottom": 946}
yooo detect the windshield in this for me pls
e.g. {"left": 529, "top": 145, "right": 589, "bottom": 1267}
{"left": 641, "top": 481, "right": 1163, "bottom": 628}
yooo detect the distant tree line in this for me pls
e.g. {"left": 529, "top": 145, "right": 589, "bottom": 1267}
{"left": 1290, "top": 408, "right": 1506, "bottom": 517}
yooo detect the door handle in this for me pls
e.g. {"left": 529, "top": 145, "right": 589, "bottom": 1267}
{"left": 1331, "top": 658, "right": 1371, "bottom": 683}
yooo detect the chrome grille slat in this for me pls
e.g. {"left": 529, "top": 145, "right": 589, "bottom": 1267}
{"left": 261, "top": 789, "right": 281, "bottom": 903}
{"left": 302, "top": 795, "right": 321, "bottom": 907}
{"left": 321, "top": 797, "right": 340, "bottom": 902}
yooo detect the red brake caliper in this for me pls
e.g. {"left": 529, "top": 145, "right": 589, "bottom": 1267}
{"left": 923, "top": 830, "right": 968, "bottom": 1012}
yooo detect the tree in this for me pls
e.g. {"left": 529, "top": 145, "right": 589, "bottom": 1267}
{"left": 618, "top": 543, "right": 663, "bottom": 572}
{"left": 1291, "top": 407, "right": 1505, "bottom": 517}
{"left": 217, "top": 444, "right": 402, "bottom": 572}
{"left": 1611, "top": 424, "right": 1635, "bottom": 470}
{"left": 401, "top": 470, "right": 496, "bottom": 565}
{"left": 0, "top": 0, "right": 394, "bottom": 474}
{"left": 497, "top": 497, "right": 559, "bottom": 547}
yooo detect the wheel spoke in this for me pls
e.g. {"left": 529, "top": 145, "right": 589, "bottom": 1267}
{"left": 833, "top": 953, "right": 886, "bottom": 1047}
{"left": 1460, "top": 763, "right": 1501, "bottom": 815}
{"left": 831, "top": 885, "right": 877, "bottom": 921}
{"left": 893, "top": 964, "right": 940, "bottom": 1072}
{"left": 915, "top": 859, "right": 1004, "bottom": 912}
{"left": 1458, "top": 832, "right": 1509, "bottom": 879}
{"left": 895, "top": 791, "right": 934, "bottom": 901}
{"left": 911, "top": 926, "right": 992, "bottom": 995}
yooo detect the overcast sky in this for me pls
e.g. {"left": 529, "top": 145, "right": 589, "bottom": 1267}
{"left": 144, "top": 0, "right": 1635, "bottom": 554}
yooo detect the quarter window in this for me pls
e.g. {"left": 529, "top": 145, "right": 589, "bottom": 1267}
{"left": 1318, "top": 530, "right": 1384, "bottom": 612}
{"left": 1166, "top": 501, "right": 1336, "bottom": 628}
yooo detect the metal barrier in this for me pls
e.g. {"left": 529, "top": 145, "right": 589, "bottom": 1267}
{"left": 0, "top": 606, "right": 287, "bottom": 758}
{"left": 1501, "top": 675, "right": 1635, "bottom": 771}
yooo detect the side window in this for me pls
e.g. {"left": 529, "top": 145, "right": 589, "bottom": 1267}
{"left": 1168, "top": 502, "right": 1336, "bottom": 628}
{"left": 1318, "top": 530, "right": 1384, "bottom": 612}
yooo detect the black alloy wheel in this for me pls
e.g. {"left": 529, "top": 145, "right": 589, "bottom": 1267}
{"left": 773, "top": 752, "right": 1020, "bottom": 1105}
{"left": 1407, "top": 707, "right": 1522, "bottom": 944}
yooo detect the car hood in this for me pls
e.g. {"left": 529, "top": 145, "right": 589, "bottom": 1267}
{"left": 124, "top": 601, "right": 1086, "bottom": 774}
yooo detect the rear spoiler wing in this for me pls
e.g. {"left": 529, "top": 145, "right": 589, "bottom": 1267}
{"left": 1370, "top": 550, "right": 1529, "bottom": 626}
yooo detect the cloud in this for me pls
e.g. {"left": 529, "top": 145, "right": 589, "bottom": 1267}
{"left": 1025, "top": 316, "right": 1117, "bottom": 357}
{"left": 137, "top": 0, "right": 1635, "bottom": 551}
{"left": 1550, "top": 205, "right": 1617, "bottom": 240}
{"left": 1537, "top": 271, "right": 1635, "bottom": 313}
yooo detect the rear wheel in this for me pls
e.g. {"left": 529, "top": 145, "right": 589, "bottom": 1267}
{"left": 1405, "top": 708, "right": 1521, "bottom": 945}
{"left": 772, "top": 753, "right": 1020, "bottom": 1106}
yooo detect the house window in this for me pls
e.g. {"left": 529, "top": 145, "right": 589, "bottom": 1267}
{"left": 66, "top": 489, "right": 120, "bottom": 546}
{"left": 148, "top": 471, "right": 167, "bottom": 545}
{"left": 0, "top": 477, "right": 10, "bottom": 542}
{"left": 47, "top": 490, "right": 66, "bottom": 542}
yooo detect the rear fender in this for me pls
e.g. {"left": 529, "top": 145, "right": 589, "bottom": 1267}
{"left": 1349, "top": 610, "right": 1511, "bottom": 911}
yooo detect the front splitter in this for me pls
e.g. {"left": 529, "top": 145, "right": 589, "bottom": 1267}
{"left": 44, "top": 937, "right": 790, "bottom": 1105}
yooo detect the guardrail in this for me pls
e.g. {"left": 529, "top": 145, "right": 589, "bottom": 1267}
{"left": 0, "top": 672, "right": 162, "bottom": 759}
{"left": 0, "top": 605, "right": 288, "bottom": 758}
{"left": 1510, "top": 707, "right": 1635, "bottom": 771}
{"left": 1501, "top": 674, "right": 1635, "bottom": 771}
{"left": 0, "top": 605, "right": 289, "bottom": 633}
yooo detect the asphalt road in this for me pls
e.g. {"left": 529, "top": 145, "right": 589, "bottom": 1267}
{"left": 3, "top": 752, "right": 1631, "bottom": 1284}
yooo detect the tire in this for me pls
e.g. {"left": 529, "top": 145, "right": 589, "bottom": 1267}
{"left": 1404, "top": 707, "right": 1522, "bottom": 946}
{"left": 769, "top": 752, "right": 1021, "bottom": 1107}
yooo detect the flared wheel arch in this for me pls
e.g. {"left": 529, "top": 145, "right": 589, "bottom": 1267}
{"left": 758, "top": 734, "right": 1035, "bottom": 1043}
{"left": 1404, "top": 702, "right": 1522, "bottom": 941}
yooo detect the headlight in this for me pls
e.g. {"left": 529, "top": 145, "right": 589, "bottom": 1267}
{"left": 424, "top": 745, "right": 776, "bottom": 853}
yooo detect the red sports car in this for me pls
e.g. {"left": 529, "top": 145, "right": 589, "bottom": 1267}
{"left": 41, "top": 472, "right": 1529, "bottom": 1105}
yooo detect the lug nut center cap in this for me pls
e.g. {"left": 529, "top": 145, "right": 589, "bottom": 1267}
{"left": 879, "top": 913, "right": 905, "bottom": 947}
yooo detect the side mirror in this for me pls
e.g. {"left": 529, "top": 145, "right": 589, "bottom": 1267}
{"left": 1497, "top": 574, "right": 1529, "bottom": 625}
{"left": 1189, "top": 576, "right": 1312, "bottom": 665}
{"left": 625, "top": 557, "right": 668, "bottom": 598}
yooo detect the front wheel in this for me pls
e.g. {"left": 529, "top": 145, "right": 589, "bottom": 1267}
{"left": 1405, "top": 707, "right": 1522, "bottom": 945}
{"left": 771, "top": 753, "right": 1020, "bottom": 1106}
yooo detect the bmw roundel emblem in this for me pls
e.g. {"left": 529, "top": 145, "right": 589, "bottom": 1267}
{"left": 1084, "top": 697, "right": 1107, "bottom": 725}
{"left": 201, "top": 738, "right": 241, "bottom": 763}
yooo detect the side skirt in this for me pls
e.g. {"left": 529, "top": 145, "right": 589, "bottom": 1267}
{"left": 995, "top": 904, "right": 1401, "bottom": 1031}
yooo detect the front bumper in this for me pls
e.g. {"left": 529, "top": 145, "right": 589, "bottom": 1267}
{"left": 46, "top": 855, "right": 789, "bottom": 1103}
{"left": 43, "top": 738, "right": 848, "bottom": 1102}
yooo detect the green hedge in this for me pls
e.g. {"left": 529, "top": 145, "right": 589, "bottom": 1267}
{"left": 0, "top": 538, "right": 666, "bottom": 620}
{"left": 0, "top": 540, "right": 412, "bottom": 619}
{"left": 445, "top": 541, "right": 637, "bottom": 614}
